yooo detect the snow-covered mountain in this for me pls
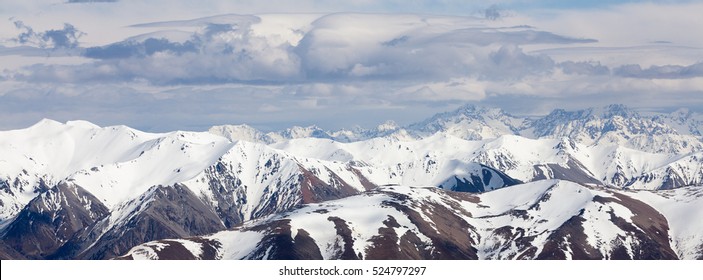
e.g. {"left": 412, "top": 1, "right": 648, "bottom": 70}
{"left": 208, "top": 104, "right": 703, "bottom": 154}
{"left": 119, "top": 181, "right": 703, "bottom": 260}
{"left": 526, "top": 104, "right": 703, "bottom": 154}
{"left": 407, "top": 105, "right": 527, "bottom": 140}
{"left": 648, "top": 108, "right": 703, "bottom": 137}
{"left": 1, "top": 103, "right": 703, "bottom": 260}
{"left": 0, "top": 119, "right": 516, "bottom": 259}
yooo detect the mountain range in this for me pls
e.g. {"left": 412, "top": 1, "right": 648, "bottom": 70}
{"left": 1, "top": 104, "right": 702, "bottom": 260}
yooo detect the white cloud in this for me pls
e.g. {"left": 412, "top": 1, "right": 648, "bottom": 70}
{"left": 1, "top": 1, "right": 702, "bottom": 131}
{"left": 522, "top": 2, "right": 703, "bottom": 47}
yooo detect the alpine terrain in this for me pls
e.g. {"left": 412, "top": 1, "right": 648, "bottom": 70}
{"left": 1, "top": 104, "right": 702, "bottom": 260}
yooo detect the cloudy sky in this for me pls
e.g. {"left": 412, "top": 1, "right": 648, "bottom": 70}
{"left": 1, "top": 0, "right": 702, "bottom": 132}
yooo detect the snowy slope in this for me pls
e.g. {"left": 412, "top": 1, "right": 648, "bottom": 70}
{"left": 120, "top": 180, "right": 701, "bottom": 260}
{"left": 66, "top": 130, "right": 233, "bottom": 208}
{"left": 407, "top": 104, "right": 527, "bottom": 140}
{"left": 0, "top": 119, "right": 165, "bottom": 222}
{"left": 626, "top": 187, "right": 703, "bottom": 259}
{"left": 526, "top": 104, "right": 703, "bottom": 154}
{"left": 647, "top": 108, "right": 703, "bottom": 137}
{"left": 1, "top": 116, "right": 691, "bottom": 229}
{"left": 3, "top": 103, "right": 703, "bottom": 260}
{"left": 271, "top": 134, "right": 689, "bottom": 191}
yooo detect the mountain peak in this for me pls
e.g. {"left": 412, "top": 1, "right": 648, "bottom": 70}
{"left": 376, "top": 120, "right": 399, "bottom": 132}
{"left": 209, "top": 124, "right": 269, "bottom": 143}
{"left": 457, "top": 103, "right": 479, "bottom": 112}
{"left": 30, "top": 118, "right": 64, "bottom": 128}
{"left": 65, "top": 120, "right": 101, "bottom": 129}
{"left": 671, "top": 107, "right": 692, "bottom": 118}
{"left": 282, "top": 125, "right": 331, "bottom": 139}
{"left": 542, "top": 104, "right": 637, "bottom": 122}
{"left": 453, "top": 104, "right": 505, "bottom": 116}
{"left": 594, "top": 104, "right": 637, "bottom": 118}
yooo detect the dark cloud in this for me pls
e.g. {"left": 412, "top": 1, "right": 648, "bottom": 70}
{"left": 7, "top": 14, "right": 603, "bottom": 86}
{"left": 12, "top": 21, "right": 84, "bottom": 49}
{"left": 382, "top": 35, "right": 409, "bottom": 47}
{"left": 84, "top": 38, "right": 198, "bottom": 59}
{"left": 5, "top": 12, "right": 699, "bottom": 104}
{"left": 484, "top": 5, "right": 503, "bottom": 20}
{"left": 16, "top": 20, "right": 300, "bottom": 85}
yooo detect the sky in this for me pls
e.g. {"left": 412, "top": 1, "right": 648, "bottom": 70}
{"left": 0, "top": 0, "right": 702, "bottom": 132}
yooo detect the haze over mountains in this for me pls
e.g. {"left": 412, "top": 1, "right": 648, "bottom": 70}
{"left": 1, "top": 104, "right": 702, "bottom": 260}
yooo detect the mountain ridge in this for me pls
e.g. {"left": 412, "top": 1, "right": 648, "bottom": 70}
{"left": 2, "top": 104, "right": 703, "bottom": 260}
{"left": 208, "top": 104, "right": 703, "bottom": 154}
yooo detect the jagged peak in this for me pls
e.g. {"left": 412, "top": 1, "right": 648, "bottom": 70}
{"left": 595, "top": 104, "right": 638, "bottom": 118}
{"left": 210, "top": 123, "right": 259, "bottom": 131}
{"left": 281, "top": 125, "right": 330, "bottom": 139}
{"left": 671, "top": 107, "right": 692, "bottom": 118}
{"left": 376, "top": 120, "right": 399, "bottom": 132}
{"left": 545, "top": 104, "right": 638, "bottom": 120}
{"left": 452, "top": 104, "right": 507, "bottom": 117}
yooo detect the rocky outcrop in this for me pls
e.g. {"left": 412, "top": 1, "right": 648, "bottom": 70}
{"left": 1, "top": 182, "right": 109, "bottom": 259}
{"left": 64, "top": 184, "right": 225, "bottom": 260}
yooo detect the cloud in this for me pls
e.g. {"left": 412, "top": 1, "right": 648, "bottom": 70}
{"left": 487, "top": 45, "right": 555, "bottom": 79}
{"left": 483, "top": 4, "right": 504, "bottom": 20}
{"left": 6, "top": 12, "right": 698, "bottom": 94}
{"left": 1, "top": 6, "right": 702, "bottom": 132}
{"left": 84, "top": 38, "right": 197, "bottom": 59}
{"left": 8, "top": 13, "right": 598, "bottom": 86}
{"left": 67, "top": 0, "right": 118, "bottom": 3}
{"left": 613, "top": 63, "right": 703, "bottom": 79}
{"left": 430, "top": 27, "right": 597, "bottom": 47}
{"left": 558, "top": 61, "right": 610, "bottom": 75}
{"left": 11, "top": 21, "right": 84, "bottom": 49}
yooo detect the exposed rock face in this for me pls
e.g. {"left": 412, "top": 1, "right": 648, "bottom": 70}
{"left": 1, "top": 182, "right": 109, "bottom": 259}
{"left": 196, "top": 156, "right": 374, "bottom": 229}
{"left": 62, "top": 184, "right": 226, "bottom": 260}
{"left": 243, "top": 220, "right": 324, "bottom": 260}
{"left": 439, "top": 164, "right": 522, "bottom": 193}
{"left": 536, "top": 193, "right": 679, "bottom": 260}
{"left": 298, "top": 165, "right": 361, "bottom": 204}
{"left": 0, "top": 240, "right": 27, "bottom": 260}
{"left": 3, "top": 105, "right": 703, "bottom": 261}
{"left": 120, "top": 182, "right": 698, "bottom": 260}
{"left": 198, "top": 162, "right": 249, "bottom": 228}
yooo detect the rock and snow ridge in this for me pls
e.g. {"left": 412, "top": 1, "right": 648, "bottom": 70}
{"left": 120, "top": 181, "right": 703, "bottom": 260}
{"left": 1, "top": 103, "right": 702, "bottom": 260}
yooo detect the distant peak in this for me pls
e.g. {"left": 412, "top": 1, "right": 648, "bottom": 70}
{"left": 546, "top": 104, "right": 636, "bottom": 119}
{"left": 65, "top": 120, "right": 101, "bottom": 129}
{"left": 288, "top": 125, "right": 323, "bottom": 131}
{"left": 209, "top": 123, "right": 258, "bottom": 132}
{"left": 452, "top": 104, "right": 508, "bottom": 116}
{"left": 457, "top": 104, "right": 478, "bottom": 112}
{"left": 455, "top": 104, "right": 490, "bottom": 116}
{"left": 672, "top": 108, "right": 691, "bottom": 117}
{"left": 603, "top": 103, "right": 631, "bottom": 113}
{"left": 30, "top": 118, "right": 64, "bottom": 128}
{"left": 594, "top": 104, "right": 636, "bottom": 118}
{"left": 376, "top": 120, "right": 399, "bottom": 132}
